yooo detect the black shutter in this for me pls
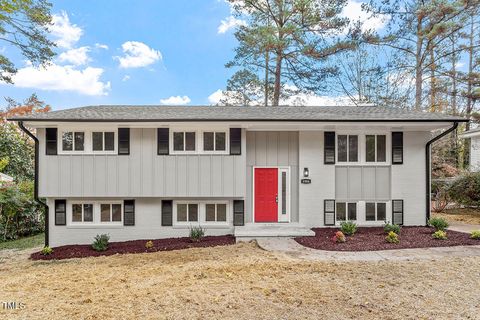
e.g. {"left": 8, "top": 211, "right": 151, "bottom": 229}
{"left": 124, "top": 200, "right": 135, "bottom": 226}
{"left": 230, "top": 128, "right": 241, "bottom": 155}
{"left": 157, "top": 128, "right": 169, "bottom": 155}
{"left": 392, "top": 200, "right": 404, "bottom": 225}
{"left": 161, "top": 200, "right": 173, "bottom": 226}
{"left": 392, "top": 132, "right": 403, "bottom": 164}
{"left": 324, "top": 200, "right": 335, "bottom": 226}
{"left": 233, "top": 200, "right": 244, "bottom": 226}
{"left": 46, "top": 128, "right": 57, "bottom": 155}
{"left": 54, "top": 199, "right": 66, "bottom": 225}
{"left": 118, "top": 128, "right": 130, "bottom": 155}
{"left": 324, "top": 132, "right": 335, "bottom": 164}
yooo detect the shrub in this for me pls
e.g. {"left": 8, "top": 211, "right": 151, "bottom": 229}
{"left": 428, "top": 217, "right": 449, "bottom": 231}
{"left": 432, "top": 230, "right": 448, "bottom": 240}
{"left": 189, "top": 226, "right": 205, "bottom": 242}
{"left": 384, "top": 223, "right": 401, "bottom": 234}
{"left": 145, "top": 240, "right": 154, "bottom": 249}
{"left": 40, "top": 246, "right": 53, "bottom": 255}
{"left": 340, "top": 221, "right": 357, "bottom": 236}
{"left": 92, "top": 234, "right": 110, "bottom": 251}
{"left": 448, "top": 172, "right": 480, "bottom": 207}
{"left": 332, "top": 231, "right": 346, "bottom": 243}
{"left": 470, "top": 230, "right": 480, "bottom": 240}
{"left": 385, "top": 231, "right": 399, "bottom": 244}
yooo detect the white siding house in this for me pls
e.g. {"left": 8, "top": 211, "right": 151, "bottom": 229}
{"left": 461, "top": 128, "right": 480, "bottom": 171}
{"left": 10, "top": 105, "right": 466, "bottom": 247}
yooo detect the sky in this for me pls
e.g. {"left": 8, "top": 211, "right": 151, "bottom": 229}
{"left": 0, "top": 0, "right": 390, "bottom": 111}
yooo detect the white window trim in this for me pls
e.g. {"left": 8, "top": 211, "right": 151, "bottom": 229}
{"left": 169, "top": 128, "right": 230, "bottom": 155}
{"left": 92, "top": 131, "right": 117, "bottom": 154}
{"left": 334, "top": 132, "right": 391, "bottom": 165}
{"left": 59, "top": 130, "right": 86, "bottom": 154}
{"left": 201, "top": 131, "right": 229, "bottom": 154}
{"left": 365, "top": 201, "right": 387, "bottom": 222}
{"left": 365, "top": 134, "right": 389, "bottom": 164}
{"left": 172, "top": 200, "right": 231, "bottom": 227}
{"left": 335, "top": 201, "right": 357, "bottom": 223}
{"left": 67, "top": 201, "right": 123, "bottom": 227}
{"left": 170, "top": 130, "right": 198, "bottom": 154}
{"left": 99, "top": 202, "right": 123, "bottom": 223}
{"left": 58, "top": 128, "right": 117, "bottom": 155}
{"left": 205, "top": 202, "right": 229, "bottom": 223}
{"left": 336, "top": 134, "right": 359, "bottom": 163}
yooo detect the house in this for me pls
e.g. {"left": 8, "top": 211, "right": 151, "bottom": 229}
{"left": 460, "top": 127, "right": 480, "bottom": 171}
{"left": 9, "top": 105, "right": 466, "bottom": 247}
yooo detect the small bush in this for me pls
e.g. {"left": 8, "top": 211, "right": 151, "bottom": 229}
{"left": 428, "top": 217, "right": 449, "bottom": 231}
{"left": 470, "top": 230, "right": 480, "bottom": 240}
{"left": 448, "top": 172, "right": 480, "bottom": 207}
{"left": 40, "top": 246, "right": 53, "bottom": 255}
{"left": 385, "top": 231, "right": 399, "bottom": 244}
{"left": 145, "top": 240, "right": 154, "bottom": 249}
{"left": 432, "top": 230, "right": 448, "bottom": 240}
{"left": 332, "top": 231, "right": 346, "bottom": 243}
{"left": 384, "top": 223, "right": 401, "bottom": 234}
{"left": 189, "top": 226, "right": 205, "bottom": 242}
{"left": 92, "top": 234, "right": 110, "bottom": 251}
{"left": 340, "top": 221, "right": 357, "bottom": 236}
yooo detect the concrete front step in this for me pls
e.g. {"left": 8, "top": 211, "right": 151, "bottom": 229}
{"left": 235, "top": 224, "right": 315, "bottom": 241}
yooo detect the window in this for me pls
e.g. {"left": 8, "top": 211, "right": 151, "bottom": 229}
{"left": 118, "top": 128, "right": 130, "bottom": 155}
{"left": 203, "top": 132, "right": 226, "bottom": 151}
{"left": 93, "top": 132, "right": 115, "bottom": 152}
{"left": 366, "top": 202, "right": 386, "bottom": 221}
{"left": 173, "top": 132, "right": 196, "bottom": 151}
{"left": 392, "top": 132, "right": 403, "bottom": 164}
{"left": 100, "top": 203, "right": 122, "bottom": 222}
{"left": 177, "top": 203, "right": 198, "bottom": 222}
{"left": 336, "top": 202, "right": 357, "bottom": 221}
{"left": 55, "top": 199, "right": 66, "bottom": 225}
{"left": 366, "top": 135, "right": 386, "bottom": 162}
{"left": 206, "top": 203, "right": 227, "bottom": 222}
{"left": 72, "top": 203, "right": 93, "bottom": 222}
{"left": 46, "top": 128, "right": 58, "bottom": 155}
{"left": 324, "top": 132, "right": 335, "bottom": 164}
{"left": 62, "top": 131, "right": 85, "bottom": 151}
{"left": 337, "top": 135, "right": 358, "bottom": 162}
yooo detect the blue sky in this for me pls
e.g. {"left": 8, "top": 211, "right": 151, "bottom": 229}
{"left": 0, "top": 0, "right": 244, "bottom": 110}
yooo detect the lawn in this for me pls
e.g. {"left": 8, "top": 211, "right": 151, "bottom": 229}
{"left": 433, "top": 208, "right": 480, "bottom": 225}
{"left": 0, "top": 233, "right": 44, "bottom": 250}
{"left": 1, "top": 242, "right": 479, "bottom": 319}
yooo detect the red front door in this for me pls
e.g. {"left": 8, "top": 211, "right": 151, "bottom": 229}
{"left": 254, "top": 168, "right": 278, "bottom": 222}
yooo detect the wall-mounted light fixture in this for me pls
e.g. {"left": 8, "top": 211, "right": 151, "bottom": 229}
{"left": 303, "top": 167, "right": 309, "bottom": 178}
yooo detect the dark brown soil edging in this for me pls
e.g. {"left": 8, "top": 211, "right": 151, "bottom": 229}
{"left": 295, "top": 227, "right": 480, "bottom": 251}
{"left": 31, "top": 235, "right": 236, "bottom": 260}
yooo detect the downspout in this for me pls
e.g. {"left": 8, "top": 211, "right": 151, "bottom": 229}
{"left": 18, "top": 121, "right": 49, "bottom": 246}
{"left": 425, "top": 122, "right": 458, "bottom": 224}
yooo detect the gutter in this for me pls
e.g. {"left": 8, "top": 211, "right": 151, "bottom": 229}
{"left": 425, "top": 122, "right": 459, "bottom": 224}
{"left": 18, "top": 121, "right": 49, "bottom": 247}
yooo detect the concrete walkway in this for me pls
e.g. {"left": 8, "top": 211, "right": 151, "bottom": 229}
{"left": 256, "top": 237, "right": 480, "bottom": 262}
{"left": 448, "top": 222, "right": 480, "bottom": 233}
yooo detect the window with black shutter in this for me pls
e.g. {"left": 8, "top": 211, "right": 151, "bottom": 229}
{"left": 55, "top": 199, "right": 66, "bottom": 225}
{"left": 392, "top": 200, "right": 404, "bottom": 225}
{"left": 324, "top": 132, "right": 335, "bottom": 164}
{"left": 392, "top": 132, "right": 403, "bottom": 164}
{"left": 161, "top": 200, "right": 173, "bottom": 226}
{"left": 123, "top": 200, "right": 135, "bottom": 226}
{"left": 233, "top": 200, "right": 244, "bottom": 226}
{"left": 46, "top": 128, "right": 58, "bottom": 155}
{"left": 230, "top": 128, "right": 241, "bottom": 155}
{"left": 157, "top": 128, "right": 169, "bottom": 155}
{"left": 118, "top": 128, "right": 130, "bottom": 155}
{"left": 324, "top": 200, "right": 335, "bottom": 226}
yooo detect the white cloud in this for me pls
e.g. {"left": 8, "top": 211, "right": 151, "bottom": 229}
{"left": 5, "top": 62, "right": 110, "bottom": 96}
{"left": 208, "top": 89, "right": 225, "bottom": 104}
{"left": 58, "top": 46, "right": 90, "bottom": 66}
{"left": 341, "top": 0, "right": 389, "bottom": 33}
{"left": 160, "top": 95, "right": 191, "bottom": 105}
{"left": 218, "top": 16, "right": 247, "bottom": 34}
{"left": 122, "top": 75, "right": 130, "bottom": 82}
{"left": 95, "top": 43, "right": 109, "bottom": 50}
{"left": 117, "top": 41, "right": 162, "bottom": 68}
{"left": 50, "top": 11, "right": 83, "bottom": 49}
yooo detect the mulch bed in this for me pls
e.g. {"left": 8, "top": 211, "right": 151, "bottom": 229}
{"left": 295, "top": 227, "right": 480, "bottom": 252}
{"left": 31, "top": 235, "right": 236, "bottom": 260}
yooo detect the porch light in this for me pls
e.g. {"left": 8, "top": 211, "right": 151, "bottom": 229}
{"left": 303, "top": 167, "right": 309, "bottom": 178}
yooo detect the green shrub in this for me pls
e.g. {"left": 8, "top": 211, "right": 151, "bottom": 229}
{"left": 470, "top": 230, "right": 480, "bottom": 240}
{"left": 385, "top": 231, "right": 399, "bottom": 244}
{"left": 189, "top": 226, "right": 205, "bottom": 242}
{"left": 340, "top": 221, "right": 357, "bottom": 236}
{"left": 92, "top": 234, "right": 110, "bottom": 251}
{"left": 428, "top": 217, "right": 449, "bottom": 231}
{"left": 432, "top": 230, "right": 448, "bottom": 240}
{"left": 448, "top": 172, "right": 480, "bottom": 207}
{"left": 332, "top": 231, "right": 346, "bottom": 243}
{"left": 40, "top": 246, "right": 53, "bottom": 255}
{"left": 384, "top": 223, "right": 401, "bottom": 234}
{"left": 145, "top": 240, "right": 154, "bottom": 249}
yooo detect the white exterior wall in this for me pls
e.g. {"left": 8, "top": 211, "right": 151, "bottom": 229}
{"left": 470, "top": 136, "right": 480, "bottom": 171}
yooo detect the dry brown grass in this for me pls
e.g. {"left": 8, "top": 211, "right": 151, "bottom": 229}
{"left": 1, "top": 242, "right": 480, "bottom": 320}
{"left": 433, "top": 208, "right": 480, "bottom": 225}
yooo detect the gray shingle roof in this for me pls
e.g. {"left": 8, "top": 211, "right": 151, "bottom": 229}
{"left": 8, "top": 105, "right": 467, "bottom": 122}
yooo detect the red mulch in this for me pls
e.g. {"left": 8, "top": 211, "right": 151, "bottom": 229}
{"left": 31, "top": 235, "right": 235, "bottom": 260}
{"left": 295, "top": 227, "right": 480, "bottom": 252}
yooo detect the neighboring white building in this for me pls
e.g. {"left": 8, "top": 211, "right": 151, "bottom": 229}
{"left": 461, "top": 127, "right": 480, "bottom": 171}
{"left": 10, "top": 105, "right": 466, "bottom": 247}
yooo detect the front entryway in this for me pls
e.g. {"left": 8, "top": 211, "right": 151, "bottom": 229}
{"left": 254, "top": 167, "right": 290, "bottom": 223}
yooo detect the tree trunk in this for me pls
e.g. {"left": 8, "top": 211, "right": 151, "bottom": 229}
{"left": 273, "top": 53, "right": 282, "bottom": 106}
{"left": 264, "top": 49, "right": 269, "bottom": 107}
{"left": 466, "top": 15, "right": 475, "bottom": 131}
{"left": 414, "top": 19, "right": 424, "bottom": 111}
